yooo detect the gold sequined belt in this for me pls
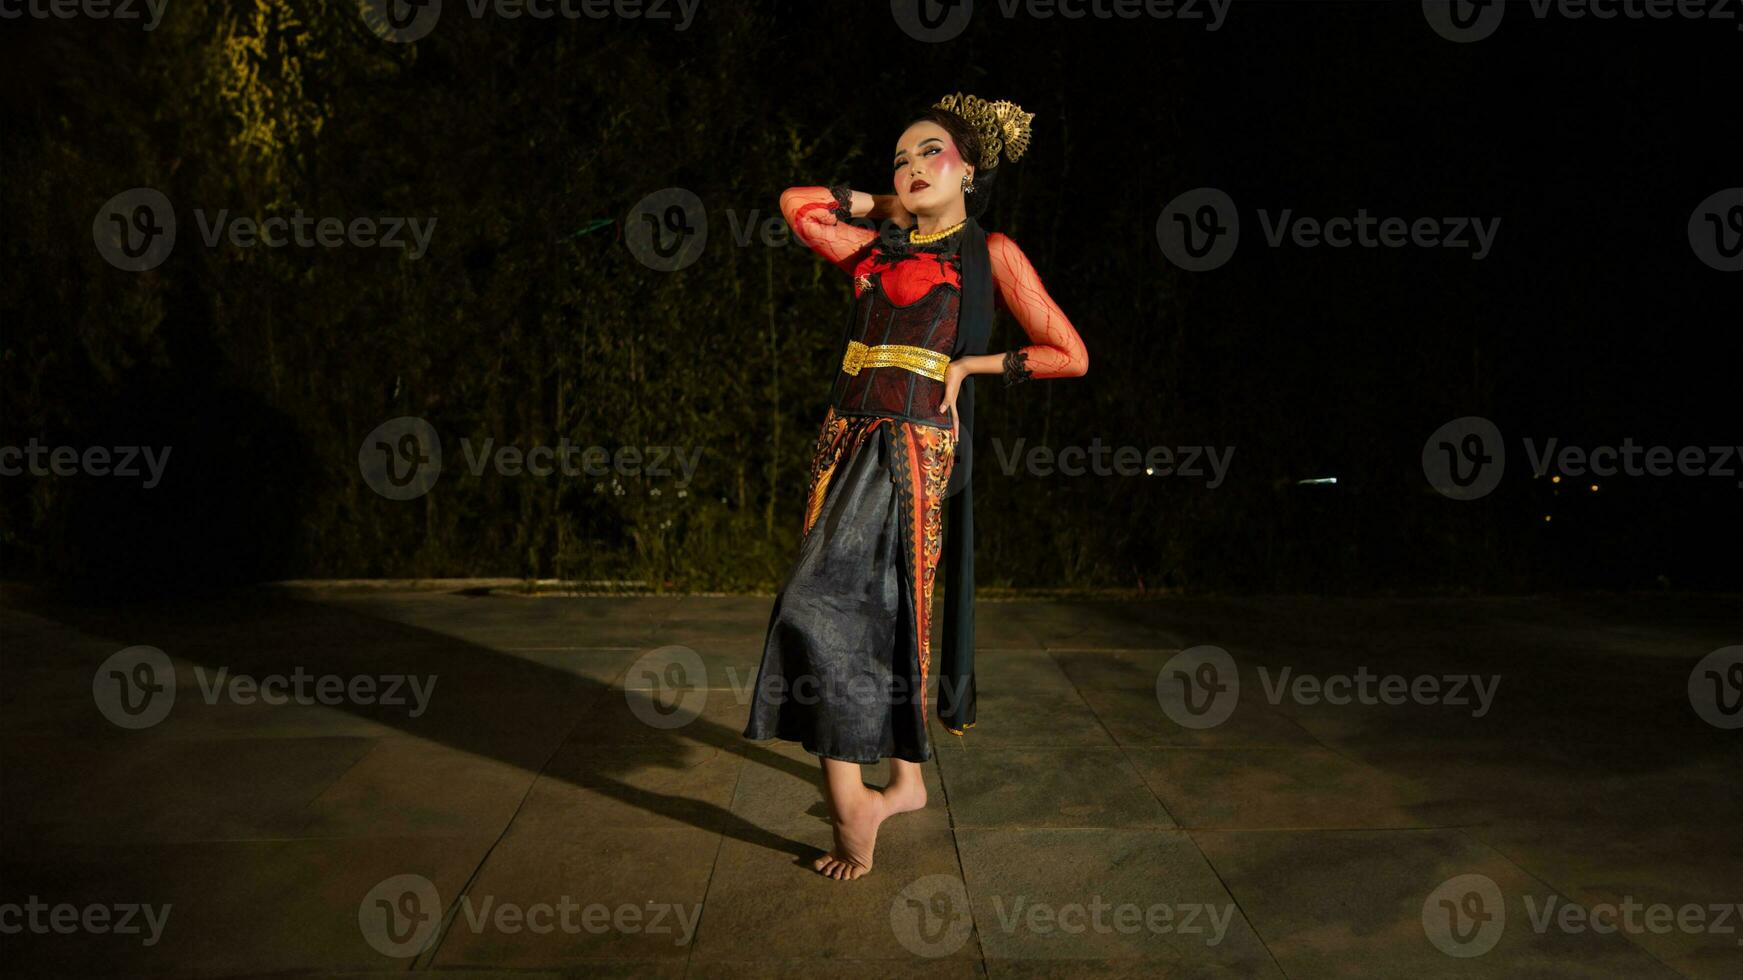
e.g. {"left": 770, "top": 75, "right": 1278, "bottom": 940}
{"left": 841, "top": 341, "right": 950, "bottom": 382}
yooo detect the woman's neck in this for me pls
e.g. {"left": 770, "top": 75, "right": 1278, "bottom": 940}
{"left": 914, "top": 204, "right": 967, "bottom": 236}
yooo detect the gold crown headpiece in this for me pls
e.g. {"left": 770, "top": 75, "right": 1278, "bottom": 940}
{"left": 931, "top": 92, "right": 1034, "bottom": 172}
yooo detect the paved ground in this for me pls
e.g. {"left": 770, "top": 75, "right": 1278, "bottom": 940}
{"left": 1, "top": 585, "right": 1738, "bottom": 978}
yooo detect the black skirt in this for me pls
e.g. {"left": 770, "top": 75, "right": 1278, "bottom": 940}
{"left": 742, "top": 408, "right": 954, "bottom": 764}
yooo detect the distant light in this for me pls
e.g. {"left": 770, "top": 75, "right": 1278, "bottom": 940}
{"left": 1551, "top": 475, "right": 1562, "bottom": 484}
{"left": 1589, "top": 484, "right": 1599, "bottom": 492}
{"left": 1297, "top": 477, "right": 1337, "bottom": 485}
{"left": 1144, "top": 467, "right": 1154, "bottom": 475}
{"left": 1543, "top": 515, "right": 1552, "bottom": 522}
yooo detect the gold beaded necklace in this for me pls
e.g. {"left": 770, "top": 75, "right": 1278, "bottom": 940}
{"left": 907, "top": 219, "right": 966, "bottom": 245}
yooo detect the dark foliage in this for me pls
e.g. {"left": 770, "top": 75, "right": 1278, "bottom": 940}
{"left": 2, "top": 1, "right": 1736, "bottom": 594}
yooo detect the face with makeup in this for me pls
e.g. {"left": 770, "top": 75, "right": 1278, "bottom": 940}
{"left": 893, "top": 120, "right": 975, "bottom": 218}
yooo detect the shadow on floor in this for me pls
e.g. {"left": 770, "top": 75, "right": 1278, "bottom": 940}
{"left": 7, "top": 586, "right": 820, "bottom": 859}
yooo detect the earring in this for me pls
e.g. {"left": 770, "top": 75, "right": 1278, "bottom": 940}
{"left": 961, "top": 173, "right": 974, "bottom": 193}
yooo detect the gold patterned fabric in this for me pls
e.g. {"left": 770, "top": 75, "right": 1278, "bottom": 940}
{"left": 885, "top": 417, "right": 956, "bottom": 697}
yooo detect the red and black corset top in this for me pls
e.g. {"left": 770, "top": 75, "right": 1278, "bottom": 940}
{"left": 828, "top": 249, "right": 961, "bottom": 429}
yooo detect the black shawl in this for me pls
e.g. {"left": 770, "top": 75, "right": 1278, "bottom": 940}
{"left": 939, "top": 215, "right": 993, "bottom": 734}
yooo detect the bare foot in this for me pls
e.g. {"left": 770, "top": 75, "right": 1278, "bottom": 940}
{"left": 811, "top": 785, "right": 886, "bottom": 880}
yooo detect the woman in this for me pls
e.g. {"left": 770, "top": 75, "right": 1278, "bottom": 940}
{"left": 742, "top": 92, "right": 1088, "bottom": 880}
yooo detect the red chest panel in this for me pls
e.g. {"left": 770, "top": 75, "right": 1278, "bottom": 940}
{"left": 850, "top": 248, "right": 962, "bottom": 305}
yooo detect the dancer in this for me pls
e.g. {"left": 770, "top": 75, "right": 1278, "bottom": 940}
{"left": 743, "top": 92, "right": 1088, "bottom": 880}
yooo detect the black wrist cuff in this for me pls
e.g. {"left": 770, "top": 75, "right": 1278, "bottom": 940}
{"left": 827, "top": 184, "right": 853, "bottom": 221}
{"left": 1003, "top": 349, "right": 1033, "bottom": 386}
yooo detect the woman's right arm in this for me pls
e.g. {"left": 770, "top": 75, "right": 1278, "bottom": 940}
{"left": 779, "top": 186, "right": 910, "bottom": 275}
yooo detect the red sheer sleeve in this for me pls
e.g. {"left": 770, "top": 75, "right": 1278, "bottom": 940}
{"left": 989, "top": 232, "right": 1088, "bottom": 380}
{"left": 780, "top": 186, "right": 877, "bottom": 276}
